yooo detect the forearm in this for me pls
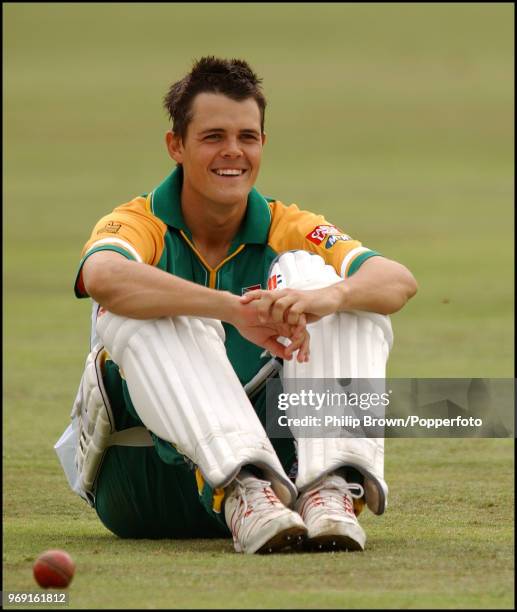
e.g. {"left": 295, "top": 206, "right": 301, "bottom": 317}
{"left": 240, "top": 256, "right": 417, "bottom": 324}
{"left": 82, "top": 252, "right": 237, "bottom": 321}
{"left": 334, "top": 257, "right": 418, "bottom": 315}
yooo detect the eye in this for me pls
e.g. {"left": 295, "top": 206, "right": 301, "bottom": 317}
{"left": 204, "top": 133, "right": 221, "bottom": 141}
{"left": 241, "top": 133, "right": 259, "bottom": 141}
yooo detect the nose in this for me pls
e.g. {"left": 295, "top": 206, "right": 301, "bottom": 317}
{"left": 221, "top": 136, "right": 243, "bottom": 158}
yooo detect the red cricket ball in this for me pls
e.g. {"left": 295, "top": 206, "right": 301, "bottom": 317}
{"left": 33, "top": 549, "right": 75, "bottom": 588}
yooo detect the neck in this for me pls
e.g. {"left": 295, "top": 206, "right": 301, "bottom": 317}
{"left": 181, "top": 183, "right": 247, "bottom": 248}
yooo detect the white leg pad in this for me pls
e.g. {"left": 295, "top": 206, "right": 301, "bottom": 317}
{"left": 95, "top": 311, "right": 297, "bottom": 507}
{"left": 270, "top": 251, "right": 393, "bottom": 514}
{"left": 55, "top": 343, "right": 154, "bottom": 506}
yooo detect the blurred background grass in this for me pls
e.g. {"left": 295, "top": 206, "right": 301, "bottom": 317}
{"left": 4, "top": 3, "right": 513, "bottom": 380}
{"left": 3, "top": 3, "right": 514, "bottom": 608}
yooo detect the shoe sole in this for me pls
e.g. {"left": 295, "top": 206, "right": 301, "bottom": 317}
{"left": 256, "top": 526, "right": 307, "bottom": 554}
{"left": 305, "top": 534, "right": 364, "bottom": 552}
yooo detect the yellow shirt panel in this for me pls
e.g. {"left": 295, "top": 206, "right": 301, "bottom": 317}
{"left": 81, "top": 196, "right": 167, "bottom": 266}
{"left": 267, "top": 201, "right": 368, "bottom": 277}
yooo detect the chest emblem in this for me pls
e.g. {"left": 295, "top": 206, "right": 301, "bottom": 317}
{"left": 241, "top": 283, "right": 262, "bottom": 295}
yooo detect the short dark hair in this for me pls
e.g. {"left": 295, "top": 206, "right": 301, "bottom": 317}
{"left": 163, "top": 56, "right": 266, "bottom": 140}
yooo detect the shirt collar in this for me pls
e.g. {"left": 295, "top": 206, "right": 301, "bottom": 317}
{"left": 150, "top": 166, "right": 271, "bottom": 245}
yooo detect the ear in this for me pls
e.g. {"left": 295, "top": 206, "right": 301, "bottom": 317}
{"left": 165, "top": 131, "right": 184, "bottom": 164}
{"left": 261, "top": 132, "right": 267, "bottom": 147}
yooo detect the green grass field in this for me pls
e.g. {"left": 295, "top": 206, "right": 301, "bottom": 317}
{"left": 4, "top": 3, "right": 514, "bottom": 609}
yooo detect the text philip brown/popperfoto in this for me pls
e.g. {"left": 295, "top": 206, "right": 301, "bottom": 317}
{"left": 276, "top": 389, "right": 483, "bottom": 432}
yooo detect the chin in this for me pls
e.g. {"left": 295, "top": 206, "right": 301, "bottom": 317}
{"left": 212, "top": 186, "right": 250, "bottom": 206}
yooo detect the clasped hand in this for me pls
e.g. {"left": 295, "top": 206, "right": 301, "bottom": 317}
{"left": 232, "top": 285, "right": 342, "bottom": 363}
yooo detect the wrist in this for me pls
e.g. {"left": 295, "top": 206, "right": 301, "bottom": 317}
{"left": 333, "top": 281, "right": 351, "bottom": 312}
{"left": 217, "top": 291, "right": 241, "bottom": 325}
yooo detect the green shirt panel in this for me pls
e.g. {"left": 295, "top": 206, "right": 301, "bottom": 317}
{"left": 156, "top": 226, "right": 279, "bottom": 385}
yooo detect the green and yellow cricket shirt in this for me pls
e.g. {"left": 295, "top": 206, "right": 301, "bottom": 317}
{"left": 74, "top": 166, "right": 381, "bottom": 533}
{"left": 75, "top": 166, "right": 380, "bottom": 386}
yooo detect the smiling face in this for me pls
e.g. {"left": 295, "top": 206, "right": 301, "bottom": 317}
{"left": 166, "top": 92, "right": 266, "bottom": 209}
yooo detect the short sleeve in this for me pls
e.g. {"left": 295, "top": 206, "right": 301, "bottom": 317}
{"left": 74, "top": 196, "right": 167, "bottom": 297}
{"left": 267, "top": 201, "right": 381, "bottom": 278}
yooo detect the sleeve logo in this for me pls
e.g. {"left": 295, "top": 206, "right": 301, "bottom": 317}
{"left": 306, "top": 224, "right": 345, "bottom": 245}
{"left": 325, "top": 234, "right": 351, "bottom": 249}
{"left": 97, "top": 221, "right": 122, "bottom": 234}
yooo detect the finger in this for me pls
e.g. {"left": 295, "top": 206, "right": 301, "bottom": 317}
{"left": 283, "top": 327, "right": 307, "bottom": 358}
{"left": 286, "top": 304, "right": 305, "bottom": 326}
{"left": 254, "top": 295, "right": 275, "bottom": 324}
{"left": 240, "top": 289, "right": 265, "bottom": 303}
{"left": 277, "top": 322, "right": 299, "bottom": 340}
{"left": 297, "top": 330, "right": 311, "bottom": 363}
{"left": 273, "top": 295, "right": 300, "bottom": 324}
{"left": 263, "top": 337, "right": 292, "bottom": 361}
{"left": 271, "top": 300, "right": 289, "bottom": 324}
{"left": 287, "top": 327, "right": 308, "bottom": 362}
{"left": 289, "top": 313, "right": 307, "bottom": 336}
{"left": 291, "top": 325, "right": 304, "bottom": 340}
{"left": 283, "top": 337, "right": 296, "bottom": 356}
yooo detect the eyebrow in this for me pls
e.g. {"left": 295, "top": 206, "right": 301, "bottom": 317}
{"left": 199, "top": 128, "right": 261, "bottom": 136}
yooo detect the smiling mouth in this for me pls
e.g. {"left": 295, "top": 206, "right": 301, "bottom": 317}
{"left": 211, "top": 169, "right": 247, "bottom": 177}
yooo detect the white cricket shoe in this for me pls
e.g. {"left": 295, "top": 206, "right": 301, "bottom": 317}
{"left": 224, "top": 470, "right": 307, "bottom": 554}
{"left": 295, "top": 472, "right": 366, "bottom": 552}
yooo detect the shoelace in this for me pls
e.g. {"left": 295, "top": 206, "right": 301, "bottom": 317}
{"left": 303, "top": 480, "right": 365, "bottom": 516}
{"left": 233, "top": 477, "right": 280, "bottom": 528}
